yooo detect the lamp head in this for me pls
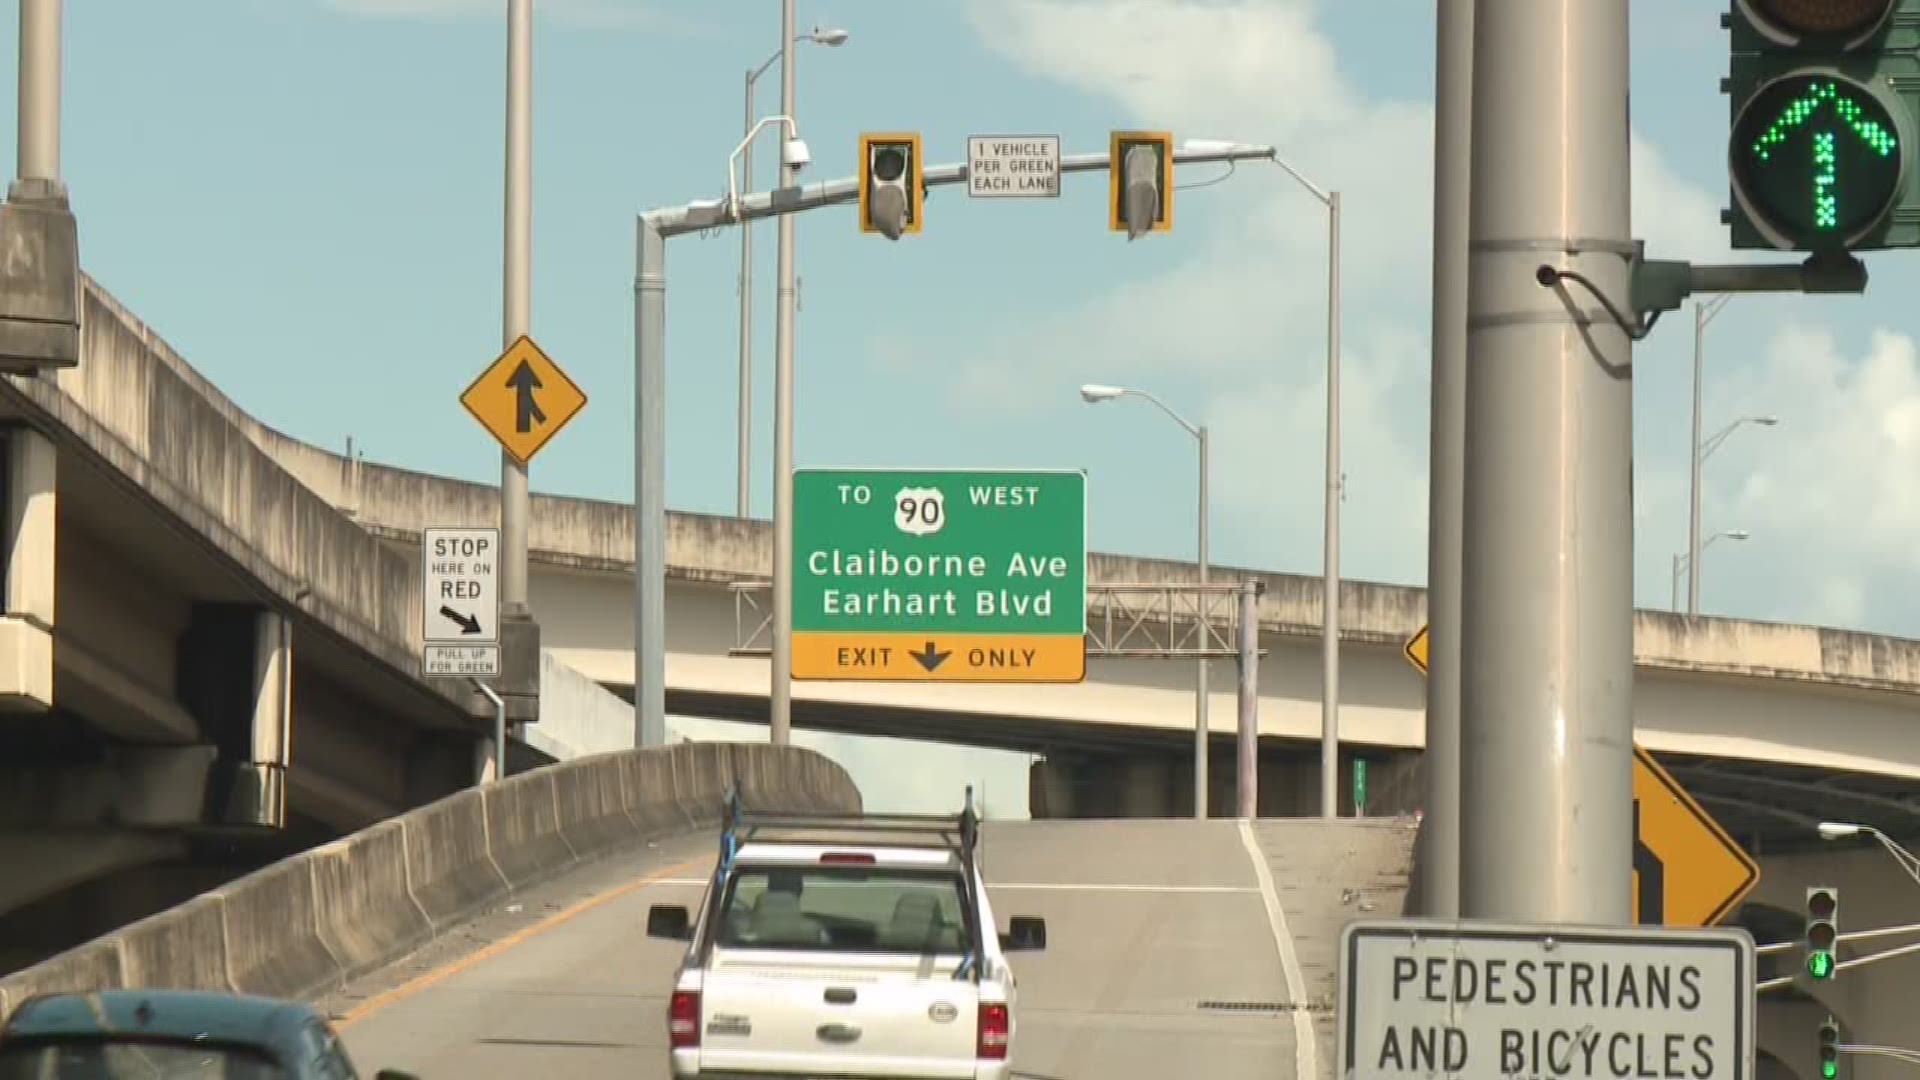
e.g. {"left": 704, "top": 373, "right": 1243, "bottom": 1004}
{"left": 811, "top": 26, "right": 850, "bottom": 46}
{"left": 1724, "top": 529, "right": 1752, "bottom": 541}
{"left": 1818, "top": 822, "right": 1866, "bottom": 840}
{"left": 1079, "top": 384, "right": 1127, "bottom": 404}
{"left": 1756, "top": 414, "right": 1781, "bottom": 426}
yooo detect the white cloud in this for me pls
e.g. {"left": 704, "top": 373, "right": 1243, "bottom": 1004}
{"left": 1708, "top": 324, "right": 1920, "bottom": 633}
{"left": 320, "top": 0, "right": 704, "bottom": 31}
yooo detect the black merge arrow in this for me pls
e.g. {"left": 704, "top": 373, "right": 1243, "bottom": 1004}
{"left": 439, "top": 605, "right": 483, "bottom": 634}
{"left": 909, "top": 640, "right": 951, "bottom": 672}
{"left": 506, "top": 360, "right": 546, "bottom": 433}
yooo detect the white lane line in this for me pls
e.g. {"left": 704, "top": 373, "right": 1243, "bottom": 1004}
{"left": 1238, "top": 818, "right": 1317, "bottom": 1080}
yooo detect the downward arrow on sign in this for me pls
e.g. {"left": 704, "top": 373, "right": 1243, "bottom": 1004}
{"left": 909, "top": 641, "right": 951, "bottom": 672}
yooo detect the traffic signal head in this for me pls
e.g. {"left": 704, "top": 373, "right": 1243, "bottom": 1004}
{"left": 1819, "top": 1018, "right": 1841, "bottom": 1080}
{"left": 1805, "top": 886, "right": 1839, "bottom": 979}
{"left": 1725, "top": 0, "right": 1920, "bottom": 252}
{"left": 1109, "top": 131, "right": 1173, "bottom": 239}
{"left": 858, "top": 133, "right": 923, "bottom": 240}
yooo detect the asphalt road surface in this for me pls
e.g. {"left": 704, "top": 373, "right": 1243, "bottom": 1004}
{"left": 331, "top": 818, "right": 1415, "bottom": 1080}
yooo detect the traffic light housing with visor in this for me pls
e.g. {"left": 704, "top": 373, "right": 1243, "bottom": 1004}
{"left": 1724, "top": 0, "right": 1920, "bottom": 252}
{"left": 1805, "top": 886, "right": 1839, "bottom": 979}
{"left": 1109, "top": 131, "right": 1173, "bottom": 239}
{"left": 858, "top": 133, "right": 923, "bottom": 240}
{"left": 1818, "top": 1018, "right": 1841, "bottom": 1080}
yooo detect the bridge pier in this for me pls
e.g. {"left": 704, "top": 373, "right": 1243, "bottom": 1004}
{"left": 0, "top": 426, "right": 54, "bottom": 712}
{"left": 176, "top": 604, "right": 293, "bottom": 828}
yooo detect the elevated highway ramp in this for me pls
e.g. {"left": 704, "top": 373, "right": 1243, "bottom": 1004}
{"left": 328, "top": 817, "right": 1418, "bottom": 1080}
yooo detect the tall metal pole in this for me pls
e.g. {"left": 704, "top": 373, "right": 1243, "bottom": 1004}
{"left": 634, "top": 216, "right": 667, "bottom": 747}
{"left": 16, "top": 0, "right": 60, "bottom": 191}
{"left": 769, "top": 0, "right": 799, "bottom": 745}
{"left": 1320, "top": 192, "right": 1343, "bottom": 819}
{"left": 1687, "top": 301, "right": 1706, "bottom": 616}
{"left": 1460, "top": 0, "right": 1635, "bottom": 923}
{"left": 1419, "top": 0, "right": 1468, "bottom": 917}
{"left": 1195, "top": 425, "right": 1211, "bottom": 820}
{"left": 737, "top": 71, "right": 756, "bottom": 519}
{"left": 501, "top": 0, "right": 532, "bottom": 626}
{"left": 1236, "top": 579, "right": 1261, "bottom": 819}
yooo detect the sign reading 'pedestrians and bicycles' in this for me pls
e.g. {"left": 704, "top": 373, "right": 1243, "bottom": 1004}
{"left": 422, "top": 526, "right": 500, "bottom": 678}
{"left": 1338, "top": 920, "right": 1754, "bottom": 1080}
{"left": 791, "top": 468, "right": 1087, "bottom": 683}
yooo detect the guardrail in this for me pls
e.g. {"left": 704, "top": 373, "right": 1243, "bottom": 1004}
{"left": 0, "top": 740, "right": 860, "bottom": 1019}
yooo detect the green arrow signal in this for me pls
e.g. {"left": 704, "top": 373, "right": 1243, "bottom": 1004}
{"left": 1749, "top": 80, "right": 1898, "bottom": 233}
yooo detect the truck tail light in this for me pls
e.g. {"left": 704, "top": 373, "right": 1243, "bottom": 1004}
{"left": 669, "top": 989, "right": 701, "bottom": 1049}
{"left": 977, "top": 1002, "right": 1009, "bottom": 1059}
{"left": 820, "top": 852, "right": 876, "bottom": 864}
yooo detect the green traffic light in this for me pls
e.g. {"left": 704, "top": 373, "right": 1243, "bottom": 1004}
{"left": 1823, "top": 1061, "right": 1838, "bottom": 1080}
{"left": 1809, "top": 951, "right": 1836, "bottom": 978}
{"left": 1731, "top": 72, "right": 1906, "bottom": 247}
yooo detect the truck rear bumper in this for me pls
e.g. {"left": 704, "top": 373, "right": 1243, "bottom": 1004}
{"left": 671, "top": 1063, "right": 1011, "bottom": 1080}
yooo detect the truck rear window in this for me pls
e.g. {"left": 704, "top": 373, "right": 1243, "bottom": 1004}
{"left": 714, "top": 865, "right": 970, "bottom": 954}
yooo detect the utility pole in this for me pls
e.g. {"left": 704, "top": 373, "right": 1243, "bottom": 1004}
{"left": 498, "top": 0, "right": 540, "bottom": 728}
{"left": 769, "top": 0, "right": 799, "bottom": 745}
{"left": 737, "top": 70, "right": 757, "bottom": 519}
{"left": 1459, "top": 0, "right": 1634, "bottom": 924}
{"left": 1196, "top": 424, "right": 1210, "bottom": 819}
{"left": 1418, "top": 0, "right": 1470, "bottom": 918}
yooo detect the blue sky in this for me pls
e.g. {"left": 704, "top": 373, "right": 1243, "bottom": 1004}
{"left": 4, "top": 1, "right": 1919, "bottom": 637}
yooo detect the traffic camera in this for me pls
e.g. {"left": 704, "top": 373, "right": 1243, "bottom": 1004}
{"left": 1805, "top": 886, "right": 1839, "bottom": 979}
{"left": 858, "top": 133, "right": 923, "bottom": 240}
{"left": 1109, "top": 131, "right": 1173, "bottom": 239}
{"left": 1819, "top": 1018, "right": 1841, "bottom": 1080}
{"left": 1724, "top": 0, "right": 1920, "bottom": 251}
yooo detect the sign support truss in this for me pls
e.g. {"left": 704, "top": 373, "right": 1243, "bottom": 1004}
{"left": 729, "top": 580, "right": 1263, "bottom": 660}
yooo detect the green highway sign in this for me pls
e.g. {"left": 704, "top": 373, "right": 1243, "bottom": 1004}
{"left": 791, "top": 468, "right": 1087, "bottom": 682}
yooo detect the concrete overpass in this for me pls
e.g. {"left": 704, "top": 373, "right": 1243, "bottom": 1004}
{"left": 258, "top": 442, "right": 1920, "bottom": 856}
{"left": 0, "top": 276, "right": 558, "bottom": 968}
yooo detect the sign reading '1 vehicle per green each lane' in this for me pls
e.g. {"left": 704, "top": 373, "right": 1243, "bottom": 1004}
{"left": 791, "top": 468, "right": 1088, "bottom": 683}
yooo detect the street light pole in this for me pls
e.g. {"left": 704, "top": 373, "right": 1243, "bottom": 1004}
{"left": 1687, "top": 296, "right": 1732, "bottom": 616}
{"left": 1197, "top": 423, "right": 1211, "bottom": 818}
{"left": 769, "top": 0, "right": 800, "bottom": 745}
{"left": 1678, "top": 529, "right": 1751, "bottom": 613}
{"left": 499, "top": 0, "right": 535, "bottom": 729}
{"left": 737, "top": 67, "right": 758, "bottom": 519}
{"left": 1262, "top": 155, "right": 1343, "bottom": 819}
{"left": 1321, "top": 190, "right": 1342, "bottom": 820}
{"left": 1078, "top": 383, "right": 1209, "bottom": 818}
{"left": 735, "top": 29, "right": 846, "bottom": 521}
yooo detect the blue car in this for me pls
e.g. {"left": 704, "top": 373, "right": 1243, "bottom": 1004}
{"left": 0, "top": 989, "right": 416, "bottom": 1080}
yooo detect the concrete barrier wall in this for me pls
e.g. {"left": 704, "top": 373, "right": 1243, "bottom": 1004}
{"left": 525, "top": 650, "right": 637, "bottom": 761}
{"left": 0, "top": 741, "right": 859, "bottom": 1019}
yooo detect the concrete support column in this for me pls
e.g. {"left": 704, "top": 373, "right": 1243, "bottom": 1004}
{"left": 176, "top": 603, "right": 292, "bottom": 827}
{"left": 226, "top": 611, "right": 292, "bottom": 827}
{"left": 0, "top": 426, "right": 54, "bottom": 711}
{"left": 1028, "top": 756, "right": 1080, "bottom": 819}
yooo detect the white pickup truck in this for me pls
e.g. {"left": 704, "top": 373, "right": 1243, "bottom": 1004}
{"left": 646, "top": 792, "right": 1046, "bottom": 1080}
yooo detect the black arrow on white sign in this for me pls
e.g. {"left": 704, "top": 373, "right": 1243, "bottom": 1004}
{"left": 439, "top": 606, "right": 483, "bottom": 635}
